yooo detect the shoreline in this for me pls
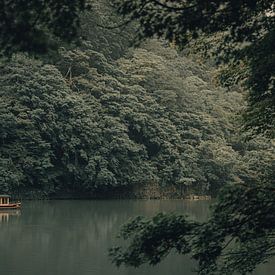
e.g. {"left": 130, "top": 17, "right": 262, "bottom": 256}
{"left": 12, "top": 193, "right": 212, "bottom": 201}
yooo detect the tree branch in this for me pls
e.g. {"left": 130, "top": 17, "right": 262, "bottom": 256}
{"left": 149, "top": 0, "right": 197, "bottom": 12}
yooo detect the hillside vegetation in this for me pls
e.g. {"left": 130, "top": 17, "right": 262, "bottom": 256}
{"left": 0, "top": 3, "right": 273, "bottom": 197}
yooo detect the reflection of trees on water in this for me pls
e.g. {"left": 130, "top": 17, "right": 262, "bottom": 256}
{"left": 0, "top": 200, "right": 211, "bottom": 249}
{"left": 0, "top": 200, "right": 272, "bottom": 275}
{"left": 0, "top": 200, "right": 211, "bottom": 275}
{"left": 8, "top": 199, "right": 210, "bottom": 232}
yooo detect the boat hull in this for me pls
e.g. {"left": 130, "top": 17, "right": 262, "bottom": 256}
{"left": 0, "top": 203, "right": 21, "bottom": 210}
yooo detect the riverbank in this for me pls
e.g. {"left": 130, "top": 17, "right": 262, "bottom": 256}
{"left": 12, "top": 182, "right": 211, "bottom": 201}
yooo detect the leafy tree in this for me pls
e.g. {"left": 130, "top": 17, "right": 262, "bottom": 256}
{"left": 0, "top": 54, "right": 154, "bottom": 194}
{"left": 0, "top": 0, "right": 89, "bottom": 55}
{"left": 80, "top": 0, "right": 136, "bottom": 60}
{"left": 1, "top": 4, "right": 274, "bottom": 273}
{"left": 0, "top": 38, "right": 247, "bottom": 196}
{"left": 114, "top": 0, "right": 275, "bottom": 137}
{"left": 110, "top": 140, "right": 275, "bottom": 274}
{"left": 105, "top": 2, "right": 275, "bottom": 273}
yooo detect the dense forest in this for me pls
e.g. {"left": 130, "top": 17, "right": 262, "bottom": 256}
{"left": 1, "top": 0, "right": 275, "bottom": 274}
{"left": 0, "top": 1, "right": 274, "bottom": 198}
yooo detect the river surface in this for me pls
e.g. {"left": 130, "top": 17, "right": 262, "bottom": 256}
{"left": 0, "top": 200, "right": 274, "bottom": 275}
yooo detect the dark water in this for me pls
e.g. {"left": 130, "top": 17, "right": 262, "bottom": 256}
{"left": 0, "top": 200, "right": 273, "bottom": 275}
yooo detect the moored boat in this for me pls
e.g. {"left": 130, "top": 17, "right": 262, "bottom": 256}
{"left": 0, "top": 195, "right": 21, "bottom": 210}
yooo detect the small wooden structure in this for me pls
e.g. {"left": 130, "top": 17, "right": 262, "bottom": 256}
{"left": 0, "top": 195, "right": 10, "bottom": 205}
{"left": 0, "top": 195, "right": 21, "bottom": 210}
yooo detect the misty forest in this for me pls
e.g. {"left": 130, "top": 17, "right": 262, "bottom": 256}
{"left": 0, "top": 1, "right": 274, "bottom": 275}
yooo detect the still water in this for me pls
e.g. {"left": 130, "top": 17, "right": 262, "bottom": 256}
{"left": 0, "top": 200, "right": 273, "bottom": 275}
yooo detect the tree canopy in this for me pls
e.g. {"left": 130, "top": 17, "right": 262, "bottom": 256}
{"left": 114, "top": 0, "right": 275, "bottom": 137}
{"left": 0, "top": 1, "right": 275, "bottom": 273}
{"left": 106, "top": 1, "right": 275, "bottom": 274}
{"left": 1, "top": 39, "right": 250, "bottom": 196}
{"left": 110, "top": 139, "right": 275, "bottom": 274}
{"left": 0, "top": 0, "right": 89, "bottom": 54}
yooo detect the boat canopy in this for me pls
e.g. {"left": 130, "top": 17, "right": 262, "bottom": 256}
{"left": 0, "top": 195, "right": 10, "bottom": 205}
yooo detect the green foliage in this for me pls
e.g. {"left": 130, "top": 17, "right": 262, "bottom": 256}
{"left": 110, "top": 142, "right": 275, "bottom": 274}
{"left": 0, "top": 0, "right": 89, "bottom": 55}
{"left": 80, "top": 0, "right": 136, "bottom": 60}
{"left": 114, "top": 0, "right": 275, "bottom": 137}
{"left": 0, "top": 54, "right": 152, "bottom": 193}
{"left": 110, "top": 213, "right": 198, "bottom": 267}
{"left": 104, "top": 2, "right": 275, "bottom": 273}
{"left": 0, "top": 38, "right": 248, "bottom": 195}
{"left": 1, "top": 2, "right": 274, "bottom": 273}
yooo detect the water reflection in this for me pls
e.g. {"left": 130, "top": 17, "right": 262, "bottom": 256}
{"left": 0, "top": 210, "right": 20, "bottom": 223}
{"left": 0, "top": 200, "right": 273, "bottom": 275}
